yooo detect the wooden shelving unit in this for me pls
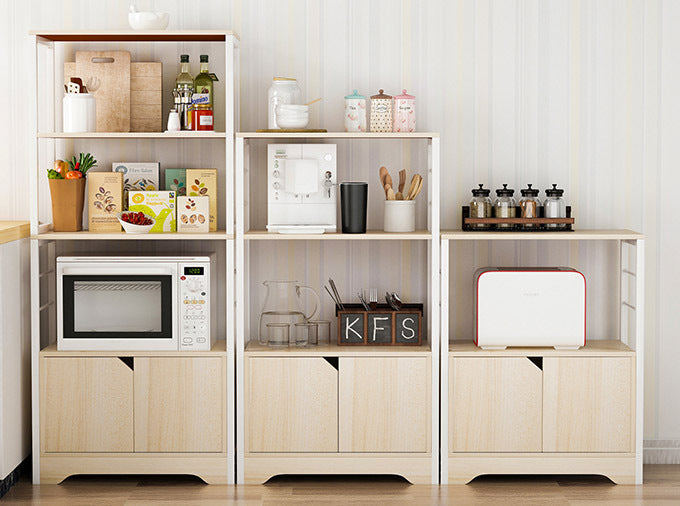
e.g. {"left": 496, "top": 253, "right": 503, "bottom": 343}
{"left": 440, "top": 230, "right": 645, "bottom": 485}
{"left": 29, "top": 29, "right": 239, "bottom": 485}
{"left": 244, "top": 230, "right": 432, "bottom": 241}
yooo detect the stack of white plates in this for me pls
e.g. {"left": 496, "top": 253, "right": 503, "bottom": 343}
{"left": 276, "top": 104, "right": 309, "bottom": 129}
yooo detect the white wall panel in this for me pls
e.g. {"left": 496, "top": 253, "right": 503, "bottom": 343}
{"left": 0, "top": 0, "right": 676, "bottom": 443}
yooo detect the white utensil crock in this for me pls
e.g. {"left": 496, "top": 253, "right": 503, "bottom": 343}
{"left": 384, "top": 200, "right": 416, "bottom": 233}
{"left": 63, "top": 93, "right": 96, "bottom": 132}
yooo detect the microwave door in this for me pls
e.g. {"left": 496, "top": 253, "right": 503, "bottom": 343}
{"left": 61, "top": 275, "right": 174, "bottom": 343}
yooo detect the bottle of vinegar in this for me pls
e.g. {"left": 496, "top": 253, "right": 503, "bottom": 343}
{"left": 176, "top": 54, "right": 193, "bottom": 89}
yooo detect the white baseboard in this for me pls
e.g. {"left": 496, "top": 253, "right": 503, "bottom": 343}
{"left": 644, "top": 440, "right": 680, "bottom": 464}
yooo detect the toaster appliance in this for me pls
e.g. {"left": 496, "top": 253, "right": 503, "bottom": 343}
{"left": 474, "top": 267, "right": 586, "bottom": 350}
{"left": 267, "top": 144, "right": 337, "bottom": 234}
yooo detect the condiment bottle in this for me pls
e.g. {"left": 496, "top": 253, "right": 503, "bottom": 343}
{"left": 193, "top": 105, "right": 214, "bottom": 131}
{"left": 494, "top": 184, "right": 516, "bottom": 229}
{"left": 370, "top": 89, "right": 393, "bottom": 132}
{"left": 193, "top": 55, "right": 214, "bottom": 108}
{"left": 393, "top": 89, "right": 415, "bottom": 132}
{"left": 344, "top": 90, "right": 367, "bottom": 132}
{"left": 469, "top": 184, "right": 492, "bottom": 229}
{"left": 519, "top": 184, "right": 541, "bottom": 229}
{"left": 268, "top": 77, "right": 302, "bottom": 129}
{"left": 544, "top": 184, "right": 567, "bottom": 229}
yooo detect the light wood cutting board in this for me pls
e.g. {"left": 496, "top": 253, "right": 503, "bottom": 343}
{"left": 75, "top": 51, "right": 131, "bottom": 132}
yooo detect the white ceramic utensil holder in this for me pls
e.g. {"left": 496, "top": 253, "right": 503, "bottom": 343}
{"left": 384, "top": 200, "right": 416, "bottom": 232}
{"left": 63, "top": 93, "right": 96, "bottom": 132}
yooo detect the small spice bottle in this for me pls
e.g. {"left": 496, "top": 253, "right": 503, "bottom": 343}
{"left": 370, "top": 89, "right": 393, "bottom": 132}
{"left": 469, "top": 184, "right": 492, "bottom": 229}
{"left": 544, "top": 184, "right": 566, "bottom": 229}
{"left": 519, "top": 184, "right": 541, "bottom": 229}
{"left": 494, "top": 184, "right": 516, "bottom": 229}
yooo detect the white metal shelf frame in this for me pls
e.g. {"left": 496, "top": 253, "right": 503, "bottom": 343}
{"left": 29, "top": 30, "right": 239, "bottom": 484}
{"left": 234, "top": 133, "right": 440, "bottom": 484}
{"left": 439, "top": 233, "right": 645, "bottom": 484}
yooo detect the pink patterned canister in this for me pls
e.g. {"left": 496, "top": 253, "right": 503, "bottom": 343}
{"left": 393, "top": 89, "right": 415, "bottom": 132}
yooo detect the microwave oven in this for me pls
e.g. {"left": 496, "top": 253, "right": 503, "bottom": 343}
{"left": 57, "top": 256, "right": 215, "bottom": 351}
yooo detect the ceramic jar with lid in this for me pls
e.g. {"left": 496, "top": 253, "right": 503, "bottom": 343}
{"left": 344, "top": 89, "right": 367, "bottom": 132}
{"left": 268, "top": 77, "right": 302, "bottom": 129}
{"left": 393, "top": 89, "right": 415, "bottom": 132}
{"left": 469, "top": 184, "right": 492, "bottom": 229}
{"left": 370, "top": 89, "right": 393, "bottom": 132}
{"left": 519, "top": 184, "right": 541, "bottom": 229}
{"left": 544, "top": 184, "right": 567, "bottom": 229}
{"left": 494, "top": 184, "right": 516, "bottom": 229}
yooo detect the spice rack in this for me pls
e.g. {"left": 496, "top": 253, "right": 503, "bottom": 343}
{"left": 461, "top": 205, "right": 574, "bottom": 231}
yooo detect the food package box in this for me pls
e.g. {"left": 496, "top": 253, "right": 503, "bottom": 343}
{"left": 164, "top": 168, "right": 187, "bottom": 196}
{"left": 177, "top": 196, "right": 209, "bottom": 233}
{"left": 113, "top": 162, "right": 160, "bottom": 209}
{"left": 186, "top": 169, "right": 217, "bottom": 231}
{"left": 128, "top": 190, "right": 176, "bottom": 233}
{"left": 88, "top": 172, "right": 123, "bottom": 232}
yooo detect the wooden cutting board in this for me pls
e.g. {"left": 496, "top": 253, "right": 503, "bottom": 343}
{"left": 75, "top": 51, "right": 131, "bottom": 132}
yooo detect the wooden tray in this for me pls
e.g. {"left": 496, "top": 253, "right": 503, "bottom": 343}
{"left": 462, "top": 206, "right": 574, "bottom": 231}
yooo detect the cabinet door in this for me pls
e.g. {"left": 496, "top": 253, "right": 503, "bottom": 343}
{"left": 339, "top": 357, "right": 430, "bottom": 453}
{"left": 41, "top": 357, "right": 134, "bottom": 453}
{"left": 134, "top": 357, "right": 224, "bottom": 453}
{"left": 450, "top": 357, "right": 542, "bottom": 453}
{"left": 543, "top": 357, "right": 634, "bottom": 452}
{"left": 247, "top": 357, "right": 338, "bottom": 453}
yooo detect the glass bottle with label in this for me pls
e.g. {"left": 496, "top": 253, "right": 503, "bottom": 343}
{"left": 544, "top": 184, "right": 567, "bottom": 229}
{"left": 194, "top": 55, "right": 213, "bottom": 108}
{"left": 494, "top": 184, "right": 516, "bottom": 229}
{"left": 519, "top": 184, "right": 541, "bottom": 229}
{"left": 176, "top": 54, "right": 193, "bottom": 89}
{"left": 469, "top": 184, "right": 492, "bottom": 229}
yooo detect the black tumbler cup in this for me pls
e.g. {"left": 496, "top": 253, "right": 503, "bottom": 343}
{"left": 340, "top": 182, "right": 368, "bottom": 234}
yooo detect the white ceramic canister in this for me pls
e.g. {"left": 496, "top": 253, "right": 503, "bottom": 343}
{"left": 393, "top": 89, "right": 415, "bottom": 132}
{"left": 268, "top": 77, "right": 302, "bottom": 129}
{"left": 384, "top": 200, "right": 416, "bottom": 233}
{"left": 344, "top": 89, "right": 367, "bottom": 132}
{"left": 370, "top": 89, "right": 393, "bottom": 132}
{"left": 62, "top": 93, "right": 96, "bottom": 132}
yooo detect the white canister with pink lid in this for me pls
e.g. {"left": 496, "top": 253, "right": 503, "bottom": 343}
{"left": 393, "top": 89, "right": 415, "bottom": 132}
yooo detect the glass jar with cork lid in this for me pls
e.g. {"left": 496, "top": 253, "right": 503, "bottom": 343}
{"left": 519, "top": 184, "right": 541, "bottom": 229}
{"left": 469, "top": 184, "right": 492, "bottom": 229}
{"left": 494, "top": 184, "right": 516, "bottom": 229}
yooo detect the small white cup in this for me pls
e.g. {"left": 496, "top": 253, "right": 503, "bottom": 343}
{"left": 384, "top": 200, "right": 416, "bottom": 233}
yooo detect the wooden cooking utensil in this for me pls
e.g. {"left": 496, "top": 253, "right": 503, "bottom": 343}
{"left": 305, "top": 97, "right": 322, "bottom": 106}
{"left": 379, "top": 166, "right": 389, "bottom": 189}
{"left": 387, "top": 187, "right": 396, "bottom": 200}
{"left": 406, "top": 175, "right": 418, "bottom": 200}
{"left": 396, "top": 169, "right": 406, "bottom": 200}
{"left": 408, "top": 175, "right": 423, "bottom": 200}
{"left": 384, "top": 171, "right": 393, "bottom": 194}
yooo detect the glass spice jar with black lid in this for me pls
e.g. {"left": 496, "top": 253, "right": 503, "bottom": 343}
{"left": 494, "top": 184, "right": 516, "bottom": 229}
{"left": 519, "top": 183, "right": 541, "bottom": 229}
{"left": 469, "top": 184, "right": 492, "bottom": 229}
{"left": 544, "top": 183, "right": 566, "bottom": 229}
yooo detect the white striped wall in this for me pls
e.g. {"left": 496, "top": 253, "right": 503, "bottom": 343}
{"left": 1, "top": 0, "right": 677, "bottom": 453}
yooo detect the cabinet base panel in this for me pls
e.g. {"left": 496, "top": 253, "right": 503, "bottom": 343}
{"left": 244, "top": 455, "right": 434, "bottom": 484}
{"left": 448, "top": 454, "right": 635, "bottom": 485}
{"left": 40, "top": 454, "right": 229, "bottom": 485}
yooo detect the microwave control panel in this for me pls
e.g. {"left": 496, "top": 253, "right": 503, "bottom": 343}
{"left": 179, "top": 264, "right": 210, "bottom": 350}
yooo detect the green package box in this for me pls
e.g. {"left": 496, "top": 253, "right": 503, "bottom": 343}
{"left": 128, "top": 191, "right": 176, "bottom": 233}
{"left": 164, "top": 168, "right": 187, "bottom": 196}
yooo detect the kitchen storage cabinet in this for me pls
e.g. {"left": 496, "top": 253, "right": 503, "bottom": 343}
{"left": 243, "top": 347, "right": 433, "bottom": 484}
{"left": 38, "top": 344, "right": 228, "bottom": 484}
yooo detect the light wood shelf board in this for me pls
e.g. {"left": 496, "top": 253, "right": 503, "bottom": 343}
{"left": 30, "top": 30, "right": 238, "bottom": 42}
{"left": 0, "top": 221, "right": 30, "bottom": 245}
{"left": 40, "top": 340, "right": 226, "bottom": 357}
{"left": 237, "top": 132, "right": 439, "bottom": 139}
{"left": 449, "top": 339, "right": 634, "bottom": 356}
{"left": 244, "top": 230, "right": 432, "bottom": 240}
{"left": 441, "top": 229, "right": 643, "bottom": 241}
{"left": 38, "top": 131, "right": 227, "bottom": 139}
{"left": 245, "top": 341, "right": 431, "bottom": 357}
{"left": 33, "top": 230, "right": 232, "bottom": 241}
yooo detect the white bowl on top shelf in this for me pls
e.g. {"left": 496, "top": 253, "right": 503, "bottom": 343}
{"left": 128, "top": 8, "right": 170, "bottom": 30}
{"left": 276, "top": 104, "right": 309, "bottom": 129}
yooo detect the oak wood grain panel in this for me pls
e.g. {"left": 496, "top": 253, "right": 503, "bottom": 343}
{"left": 543, "top": 357, "right": 634, "bottom": 452}
{"left": 450, "top": 357, "right": 542, "bottom": 453}
{"left": 338, "top": 357, "right": 430, "bottom": 453}
{"left": 41, "top": 357, "right": 133, "bottom": 453}
{"left": 246, "top": 357, "right": 338, "bottom": 453}
{"left": 134, "top": 357, "right": 224, "bottom": 453}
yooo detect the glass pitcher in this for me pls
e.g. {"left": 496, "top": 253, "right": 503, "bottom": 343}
{"left": 259, "top": 280, "right": 320, "bottom": 345}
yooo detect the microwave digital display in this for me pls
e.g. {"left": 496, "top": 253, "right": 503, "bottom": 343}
{"left": 184, "top": 266, "right": 204, "bottom": 276}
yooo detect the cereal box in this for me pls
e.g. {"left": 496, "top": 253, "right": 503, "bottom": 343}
{"left": 88, "top": 172, "right": 123, "bottom": 232}
{"left": 113, "top": 162, "right": 160, "bottom": 209}
{"left": 128, "top": 191, "right": 176, "bottom": 233}
{"left": 177, "top": 196, "right": 209, "bottom": 233}
{"left": 186, "top": 169, "right": 217, "bottom": 232}
{"left": 164, "top": 168, "right": 187, "bottom": 196}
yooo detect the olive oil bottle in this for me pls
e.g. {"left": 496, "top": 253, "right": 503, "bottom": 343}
{"left": 193, "top": 55, "right": 213, "bottom": 107}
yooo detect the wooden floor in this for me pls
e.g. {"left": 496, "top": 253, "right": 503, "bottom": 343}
{"left": 2, "top": 465, "right": 679, "bottom": 505}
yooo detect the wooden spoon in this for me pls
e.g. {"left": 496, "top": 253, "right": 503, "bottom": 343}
{"left": 396, "top": 169, "right": 406, "bottom": 200}
{"left": 379, "top": 166, "right": 389, "bottom": 191}
{"left": 406, "top": 175, "right": 418, "bottom": 200}
{"left": 408, "top": 175, "right": 423, "bottom": 200}
{"left": 387, "top": 187, "right": 396, "bottom": 200}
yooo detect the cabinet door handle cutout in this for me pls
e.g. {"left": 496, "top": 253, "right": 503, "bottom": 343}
{"left": 118, "top": 356, "right": 134, "bottom": 370}
{"left": 323, "top": 357, "right": 339, "bottom": 370}
{"left": 527, "top": 356, "right": 543, "bottom": 370}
